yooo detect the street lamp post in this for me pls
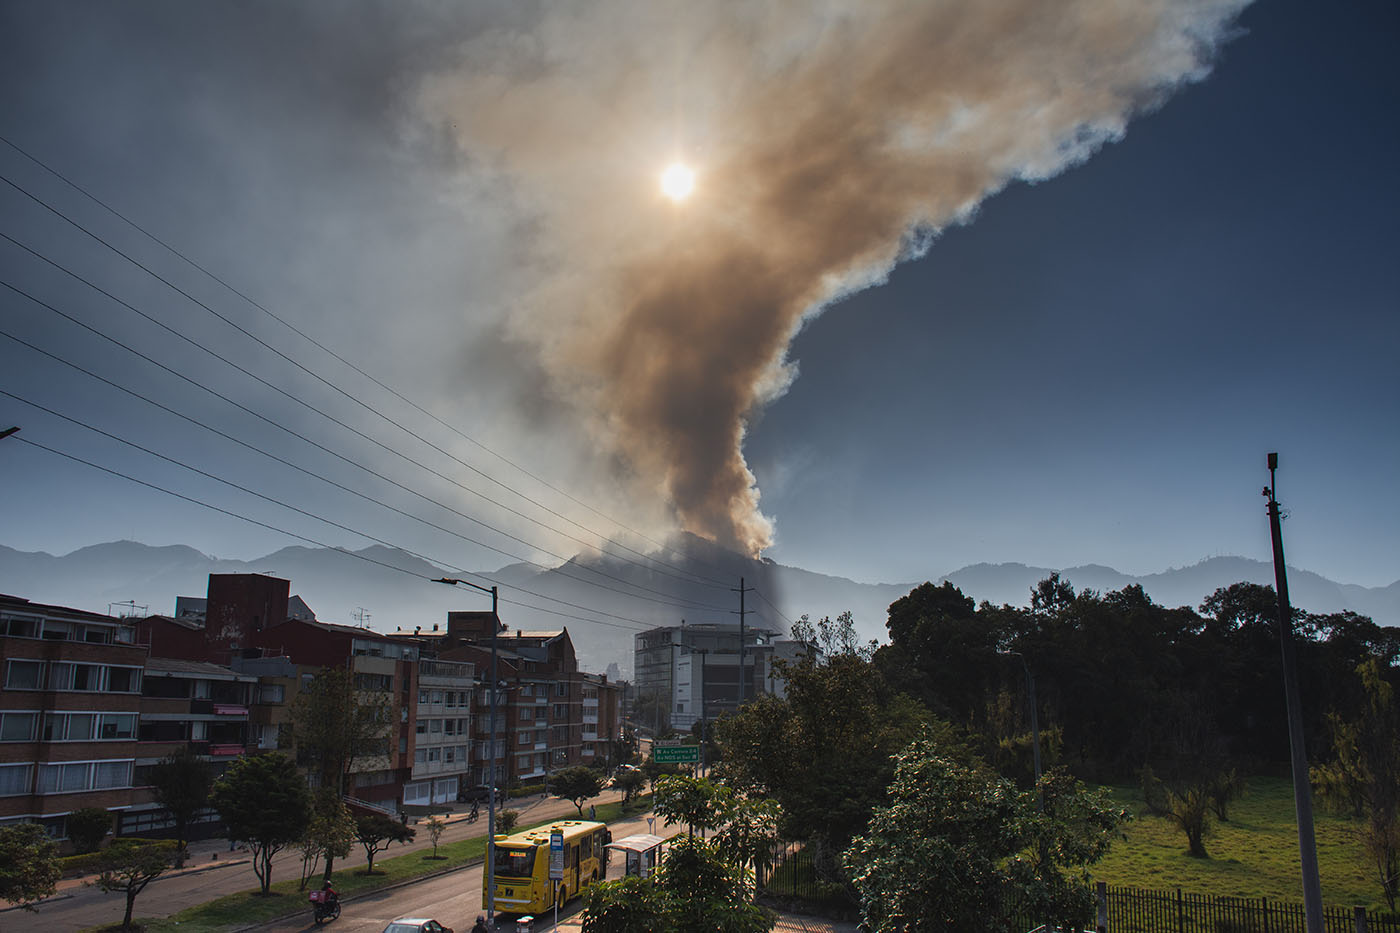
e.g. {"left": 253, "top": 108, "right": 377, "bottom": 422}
{"left": 1000, "top": 650, "right": 1041, "bottom": 810}
{"left": 434, "top": 577, "right": 501, "bottom": 924}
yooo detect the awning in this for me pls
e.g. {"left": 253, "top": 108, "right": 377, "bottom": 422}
{"left": 605, "top": 833, "right": 667, "bottom": 853}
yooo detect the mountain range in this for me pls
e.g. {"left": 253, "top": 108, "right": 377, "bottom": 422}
{"left": 1, "top": 538, "right": 1395, "bottom": 677}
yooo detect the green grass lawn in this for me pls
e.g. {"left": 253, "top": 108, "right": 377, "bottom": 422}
{"left": 87, "top": 796, "right": 652, "bottom": 933}
{"left": 1092, "top": 776, "right": 1382, "bottom": 910}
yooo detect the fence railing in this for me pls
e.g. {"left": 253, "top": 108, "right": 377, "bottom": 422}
{"left": 759, "top": 857, "right": 1398, "bottom": 933}
{"left": 1102, "top": 885, "right": 1398, "bottom": 933}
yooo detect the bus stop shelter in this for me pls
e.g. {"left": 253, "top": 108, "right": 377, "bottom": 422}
{"left": 605, "top": 833, "right": 666, "bottom": 879}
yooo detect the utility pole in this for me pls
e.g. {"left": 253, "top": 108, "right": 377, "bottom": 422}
{"left": 732, "top": 577, "right": 752, "bottom": 706}
{"left": 1264, "top": 453, "right": 1324, "bottom": 933}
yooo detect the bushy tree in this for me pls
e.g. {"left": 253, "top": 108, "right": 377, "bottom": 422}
{"left": 581, "top": 834, "right": 773, "bottom": 933}
{"left": 149, "top": 746, "right": 213, "bottom": 867}
{"left": 210, "top": 752, "right": 310, "bottom": 893}
{"left": 354, "top": 812, "right": 415, "bottom": 874}
{"left": 655, "top": 775, "right": 730, "bottom": 837}
{"left": 497, "top": 809, "right": 519, "bottom": 834}
{"left": 549, "top": 766, "right": 605, "bottom": 816}
{"left": 845, "top": 735, "right": 1125, "bottom": 933}
{"left": 0, "top": 822, "right": 61, "bottom": 911}
{"left": 94, "top": 839, "right": 178, "bottom": 932}
{"left": 66, "top": 806, "right": 112, "bottom": 854}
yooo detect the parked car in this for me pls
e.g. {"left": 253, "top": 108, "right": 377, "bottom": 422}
{"left": 383, "top": 919, "right": 453, "bottom": 933}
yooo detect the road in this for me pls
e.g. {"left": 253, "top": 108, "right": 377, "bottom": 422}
{"left": 254, "top": 810, "right": 666, "bottom": 933}
{"left": 18, "top": 790, "right": 631, "bottom": 932}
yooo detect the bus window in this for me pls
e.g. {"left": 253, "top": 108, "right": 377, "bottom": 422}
{"left": 493, "top": 845, "right": 536, "bottom": 878}
{"left": 581, "top": 835, "right": 592, "bottom": 860}
{"left": 567, "top": 843, "right": 577, "bottom": 869}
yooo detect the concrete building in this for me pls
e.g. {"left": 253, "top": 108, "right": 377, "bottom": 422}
{"left": 633, "top": 621, "right": 776, "bottom": 733}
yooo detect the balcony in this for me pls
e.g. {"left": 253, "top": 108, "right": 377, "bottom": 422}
{"left": 582, "top": 731, "right": 598, "bottom": 742}
{"left": 209, "top": 744, "right": 245, "bottom": 757}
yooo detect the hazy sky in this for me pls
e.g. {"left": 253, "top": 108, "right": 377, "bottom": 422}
{"left": 1, "top": 0, "right": 1396, "bottom": 613}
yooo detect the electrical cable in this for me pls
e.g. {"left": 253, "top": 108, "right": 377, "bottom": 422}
{"left": 0, "top": 322, "right": 730, "bottom": 619}
{"left": 0, "top": 150, "right": 733, "bottom": 588}
{"left": 9, "top": 433, "right": 661, "bottom": 632}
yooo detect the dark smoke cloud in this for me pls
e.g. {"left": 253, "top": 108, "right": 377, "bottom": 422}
{"left": 421, "top": 0, "right": 1250, "bottom": 555}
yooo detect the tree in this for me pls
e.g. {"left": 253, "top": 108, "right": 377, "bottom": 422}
{"left": 288, "top": 667, "right": 390, "bottom": 795}
{"left": 581, "top": 835, "right": 774, "bottom": 933}
{"left": 655, "top": 774, "right": 730, "bottom": 837}
{"left": 845, "top": 736, "right": 1125, "bottom": 933}
{"left": 354, "top": 812, "right": 415, "bottom": 874}
{"left": 1313, "top": 656, "right": 1400, "bottom": 910}
{"left": 1139, "top": 694, "right": 1233, "bottom": 858}
{"left": 66, "top": 806, "right": 112, "bottom": 854}
{"left": 149, "top": 746, "right": 213, "bottom": 867}
{"left": 424, "top": 814, "right": 447, "bottom": 859}
{"left": 613, "top": 768, "right": 647, "bottom": 804}
{"left": 94, "top": 839, "right": 178, "bottom": 932}
{"left": 498, "top": 809, "right": 519, "bottom": 834}
{"left": 210, "top": 752, "right": 310, "bottom": 894}
{"left": 295, "top": 789, "right": 355, "bottom": 889}
{"left": 713, "top": 796, "right": 782, "bottom": 892}
{"left": 549, "top": 766, "right": 605, "bottom": 816}
{"left": 641, "top": 756, "right": 681, "bottom": 794}
{"left": 582, "top": 874, "right": 666, "bottom": 933}
{"left": 0, "top": 822, "right": 61, "bottom": 911}
{"left": 715, "top": 647, "right": 931, "bottom": 877}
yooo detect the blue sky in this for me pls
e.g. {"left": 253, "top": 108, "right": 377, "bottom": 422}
{"left": 0, "top": 0, "right": 1396, "bottom": 606}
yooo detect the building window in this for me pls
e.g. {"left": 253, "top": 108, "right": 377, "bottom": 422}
{"left": 257, "top": 684, "right": 285, "bottom": 704}
{"left": 419, "top": 689, "right": 429, "bottom": 705}
{"left": 0, "top": 763, "right": 31, "bottom": 795}
{"left": 414, "top": 748, "right": 427, "bottom": 764}
{"left": 0, "top": 712, "right": 37, "bottom": 742}
{"left": 556, "top": 683, "right": 567, "bottom": 697}
{"left": 427, "top": 747, "right": 440, "bottom": 762}
{"left": 444, "top": 747, "right": 455, "bottom": 763}
{"left": 416, "top": 720, "right": 427, "bottom": 735}
{"left": 519, "top": 707, "right": 532, "bottom": 723}
{"left": 107, "top": 666, "right": 141, "bottom": 693}
{"left": 553, "top": 704, "right": 567, "bottom": 719}
{"left": 430, "top": 719, "right": 443, "bottom": 734}
{"left": 5, "top": 660, "right": 43, "bottom": 690}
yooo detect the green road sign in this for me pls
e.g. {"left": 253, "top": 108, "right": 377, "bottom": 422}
{"left": 653, "top": 744, "right": 700, "bottom": 763}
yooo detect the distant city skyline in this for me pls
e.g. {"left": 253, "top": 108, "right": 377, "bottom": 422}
{"left": 1, "top": 0, "right": 1396, "bottom": 617}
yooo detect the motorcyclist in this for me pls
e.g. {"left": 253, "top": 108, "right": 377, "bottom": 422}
{"left": 320, "top": 877, "right": 338, "bottom": 908}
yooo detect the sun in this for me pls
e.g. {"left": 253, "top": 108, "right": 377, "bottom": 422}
{"left": 660, "top": 162, "right": 695, "bottom": 202}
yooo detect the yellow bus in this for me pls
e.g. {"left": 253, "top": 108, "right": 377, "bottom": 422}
{"left": 483, "top": 820, "right": 609, "bottom": 916}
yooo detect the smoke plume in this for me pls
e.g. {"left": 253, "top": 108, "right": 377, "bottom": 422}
{"left": 420, "top": 0, "right": 1249, "bottom": 556}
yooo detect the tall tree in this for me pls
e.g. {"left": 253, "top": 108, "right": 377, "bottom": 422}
{"left": 0, "top": 822, "right": 61, "bottom": 911}
{"left": 288, "top": 667, "right": 391, "bottom": 795}
{"left": 210, "top": 752, "right": 310, "bottom": 894}
{"left": 1313, "top": 656, "right": 1400, "bottom": 910}
{"left": 148, "top": 746, "right": 213, "bottom": 867}
{"left": 94, "top": 839, "right": 177, "bottom": 933}
{"left": 295, "top": 788, "right": 355, "bottom": 889}
{"left": 655, "top": 775, "right": 731, "bottom": 838}
{"left": 65, "top": 807, "right": 112, "bottom": 854}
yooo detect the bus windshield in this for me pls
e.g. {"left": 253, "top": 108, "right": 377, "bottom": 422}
{"left": 493, "top": 845, "right": 537, "bottom": 878}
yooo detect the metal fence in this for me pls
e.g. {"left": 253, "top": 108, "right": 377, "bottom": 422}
{"left": 1102, "top": 885, "right": 1399, "bottom": 933}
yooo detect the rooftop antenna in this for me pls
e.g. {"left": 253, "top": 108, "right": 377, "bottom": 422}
{"left": 353, "top": 607, "right": 372, "bottom": 629}
{"left": 108, "top": 600, "right": 147, "bottom": 618}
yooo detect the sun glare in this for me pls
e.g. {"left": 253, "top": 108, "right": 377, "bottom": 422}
{"left": 660, "top": 162, "right": 695, "bottom": 202}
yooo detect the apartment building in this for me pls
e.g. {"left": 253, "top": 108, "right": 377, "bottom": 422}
{"left": 0, "top": 595, "right": 146, "bottom": 841}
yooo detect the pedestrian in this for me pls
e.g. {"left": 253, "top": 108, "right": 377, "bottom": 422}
{"left": 471, "top": 916, "right": 489, "bottom": 933}
{"left": 589, "top": 804, "right": 596, "bottom": 821}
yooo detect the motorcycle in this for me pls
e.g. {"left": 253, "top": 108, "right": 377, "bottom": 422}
{"left": 309, "top": 888, "right": 341, "bottom": 924}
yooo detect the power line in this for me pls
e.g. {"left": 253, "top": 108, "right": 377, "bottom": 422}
{"left": 0, "top": 229, "right": 723, "bottom": 593}
{"left": 0, "top": 278, "right": 731, "bottom": 614}
{"left": 0, "top": 147, "right": 733, "bottom": 588}
{"left": 0, "top": 321, "right": 728, "bottom": 617}
{"left": 9, "top": 433, "right": 658, "bottom": 633}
